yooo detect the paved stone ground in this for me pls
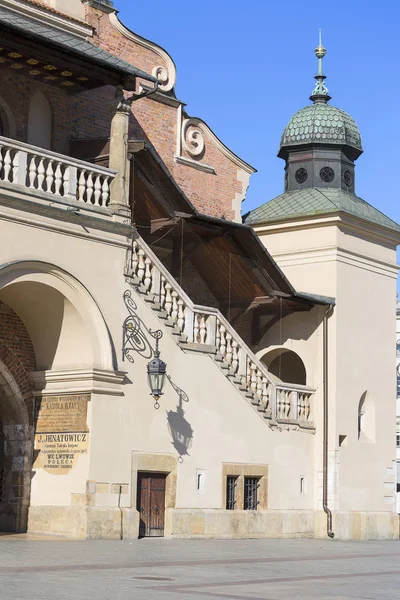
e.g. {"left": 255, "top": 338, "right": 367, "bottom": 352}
{"left": 0, "top": 535, "right": 400, "bottom": 599}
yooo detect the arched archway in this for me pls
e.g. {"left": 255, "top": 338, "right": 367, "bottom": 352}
{"left": 0, "top": 339, "right": 33, "bottom": 532}
{"left": 0, "top": 261, "right": 116, "bottom": 372}
{"left": 28, "top": 92, "right": 52, "bottom": 150}
{"left": 0, "top": 97, "right": 16, "bottom": 139}
{"left": 0, "top": 261, "right": 117, "bottom": 532}
{"left": 261, "top": 348, "right": 307, "bottom": 386}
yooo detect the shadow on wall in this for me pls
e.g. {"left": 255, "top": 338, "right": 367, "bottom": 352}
{"left": 166, "top": 375, "right": 193, "bottom": 462}
{"left": 261, "top": 348, "right": 307, "bottom": 386}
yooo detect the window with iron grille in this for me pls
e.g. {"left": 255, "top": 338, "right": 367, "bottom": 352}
{"left": 226, "top": 476, "right": 237, "bottom": 510}
{"left": 244, "top": 477, "right": 259, "bottom": 510}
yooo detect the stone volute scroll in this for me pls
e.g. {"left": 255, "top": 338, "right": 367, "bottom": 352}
{"left": 152, "top": 65, "right": 174, "bottom": 92}
{"left": 182, "top": 118, "right": 205, "bottom": 157}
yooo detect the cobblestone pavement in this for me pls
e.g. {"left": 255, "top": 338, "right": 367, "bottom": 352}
{"left": 0, "top": 536, "right": 400, "bottom": 599}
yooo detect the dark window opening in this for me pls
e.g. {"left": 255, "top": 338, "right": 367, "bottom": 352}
{"left": 244, "top": 477, "right": 259, "bottom": 510}
{"left": 226, "top": 476, "right": 238, "bottom": 510}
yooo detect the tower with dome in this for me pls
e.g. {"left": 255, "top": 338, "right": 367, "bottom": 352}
{"left": 245, "top": 38, "right": 400, "bottom": 537}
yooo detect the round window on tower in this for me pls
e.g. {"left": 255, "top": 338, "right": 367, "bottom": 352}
{"left": 295, "top": 167, "right": 308, "bottom": 184}
{"left": 343, "top": 170, "right": 353, "bottom": 187}
{"left": 320, "top": 166, "right": 335, "bottom": 183}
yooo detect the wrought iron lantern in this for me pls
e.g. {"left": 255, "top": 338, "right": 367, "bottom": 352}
{"left": 147, "top": 330, "right": 166, "bottom": 409}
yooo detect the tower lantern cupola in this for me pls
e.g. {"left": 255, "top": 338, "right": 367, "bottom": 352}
{"left": 278, "top": 33, "right": 363, "bottom": 195}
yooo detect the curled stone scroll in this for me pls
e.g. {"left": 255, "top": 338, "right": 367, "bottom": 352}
{"left": 182, "top": 118, "right": 205, "bottom": 157}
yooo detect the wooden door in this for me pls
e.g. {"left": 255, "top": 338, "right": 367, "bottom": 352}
{"left": 137, "top": 472, "right": 166, "bottom": 537}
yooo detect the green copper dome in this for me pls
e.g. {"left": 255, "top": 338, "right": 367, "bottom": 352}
{"left": 279, "top": 103, "right": 363, "bottom": 158}
{"left": 278, "top": 34, "right": 362, "bottom": 159}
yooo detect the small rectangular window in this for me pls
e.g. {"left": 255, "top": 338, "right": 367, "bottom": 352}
{"left": 397, "top": 433, "right": 400, "bottom": 448}
{"left": 244, "top": 477, "right": 259, "bottom": 510}
{"left": 300, "top": 477, "right": 306, "bottom": 494}
{"left": 226, "top": 476, "right": 237, "bottom": 510}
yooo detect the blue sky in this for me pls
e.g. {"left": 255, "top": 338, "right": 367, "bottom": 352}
{"left": 115, "top": 0, "right": 400, "bottom": 224}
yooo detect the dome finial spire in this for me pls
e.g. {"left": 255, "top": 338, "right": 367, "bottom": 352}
{"left": 310, "top": 30, "right": 331, "bottom": 103}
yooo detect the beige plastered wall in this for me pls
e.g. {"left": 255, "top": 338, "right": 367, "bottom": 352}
{"left": 254, "top": 215, "right": 399, "bottom": 516}
{"left": 0, "top": 203, "right": 315, "bottom": 539}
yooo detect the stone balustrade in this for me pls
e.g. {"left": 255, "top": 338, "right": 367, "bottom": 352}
{"left": 0, "top": 136, "right": 115, "bottom": 212}
{"left": 128, "top": 237, "right": 315, "bottom": 430}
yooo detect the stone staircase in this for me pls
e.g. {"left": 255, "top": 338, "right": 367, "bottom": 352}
{"left": 125, "top": 235, "right": 315, "bottom": 432}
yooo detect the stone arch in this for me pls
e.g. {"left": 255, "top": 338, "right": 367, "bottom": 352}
{"left": 261, "top": 348, "right": 307, "bottom": 386}
{"left": 28, "top": 92, "right": 52, "bottom": 149}
{"left": 0, "top": 97, "right": 16, "bottom": 138}
{"left": 0, "top": 261, "right": 116, "bottom": 373}
{"left": 0, "top": 352, "right": 34, "bottom": 533}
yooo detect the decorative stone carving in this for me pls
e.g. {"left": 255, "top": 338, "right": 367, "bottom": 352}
{"left": 152, "top": 65, "right": 172, "bottom": 92}
{"left": 182, "top": 119, "right": 205, "bottom": 157}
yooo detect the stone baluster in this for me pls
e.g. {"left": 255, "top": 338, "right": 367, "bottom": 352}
{"left": 131, "top": 241, "right": 138, "bottom": 276}
{"left": 194, "top": 313, "right": 200, "bottom": 343}
{"left": 250, "top": 362, "right": 257, "bottom": 395}
{"left": 160, "top": 276, "right": 166, "bottom": 310}
{"left": 177, "top": 298, "right": 185, "bottom": 332}
{"left": 101, "top": 177, "right": 110, "bottom": 206}
{"left": 231, "top": 339, "right": 239, "bottom": 375}
{"left": 164, "top": 282, "right": 172, "bottom": 317}
{"left": 199, "top": 315, "right": 207, "bottom": 344}
{"left": 45, "top": 159, "right": 54, "bottom": 193}
{"left": 219, "top": 323, "right": 226, "bottom": 358}
{"left": 86, "top": 172, "right": 94, "bottom": 204}
{"left": 262, "top": 379, "right": 271, "bottom": 416}
{"left": 137, "top": 248, "right": 146, "bottom": 284}
{"left": 78, "top": 170, "right": 86, "bottom": 202}
{"left": 4, "top": 149, "right": 12, "bottom": 182}
{"left": 171, "top": 290, "right": 179, "bottom": 325}
{"left": 225, "top": 332, "right": 232, "bottom": 365}
{"left": 255, "top": 368, "right": 263, "bottom": 400}
{"left": 215, "top": 321, "right": 221, "bottom": 353}
{"left": 144, "top": 256, "right": 152, "bottom": 291}
{"left": 37, "top": 157, "right": 45, "bottom": 191}
{"left": 28, "top": 155, "right": 37, "bottom": 188}
{"left": 54, "top": 163, "right": 62, "bottom": 195}
{"left": 94, "top": 175, "right": 102, "bottom": 206}
{"left": 290, "top": 391, "right": 298, "bottom": 421}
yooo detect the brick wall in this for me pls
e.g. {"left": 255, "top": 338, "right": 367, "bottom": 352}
{"left": 0, "top": 301, "right": 36, "bottom": 423}
{"left": 82, "top": 5, "right": 251, "bottom": 221}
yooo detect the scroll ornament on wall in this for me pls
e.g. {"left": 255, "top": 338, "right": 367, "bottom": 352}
{"left": 182, "top": 118, "right": 205, "bottom": 157}
{"left": 152, "top": 65, "right": 174, "bottom": 92}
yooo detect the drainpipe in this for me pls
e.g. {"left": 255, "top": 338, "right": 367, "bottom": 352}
{"left": 323, "top": 303, "right": 335, "bottom": 538}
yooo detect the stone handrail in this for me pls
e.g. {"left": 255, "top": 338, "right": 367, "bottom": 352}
{"left": 0, "top": 136, "right": 115, "bottom": 211}
{"left": 128, "top": 235, "right": 315, "bottom": 428}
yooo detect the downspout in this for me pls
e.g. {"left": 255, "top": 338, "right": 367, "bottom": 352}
{"left": 323, "top": 303, "right": 335, "bottom": 538}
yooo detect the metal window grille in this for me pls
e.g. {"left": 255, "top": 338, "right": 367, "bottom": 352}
{"left": 226, "top": 476, "right": 237, "bottom": 510}
{"left": 244, "top": 477, "right": 259, "bottom": 510}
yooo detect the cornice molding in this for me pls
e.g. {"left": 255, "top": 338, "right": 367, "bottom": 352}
{"left": 32, "top": 368, "right": 126, "bottom": 396}
{"left": 174, "top": 155, "right": 215, "bottom": 174}
{"left": 252, "top": 212, "right": 400, "bottom": 245}
{"left": 1, "top": 0, "right": 93, "bottom": 37}
{"left": 109, "top": 12, "right": 177, "bottom": 92}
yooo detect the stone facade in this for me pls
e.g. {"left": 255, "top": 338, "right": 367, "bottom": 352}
{"left": 0, "top": 0, "right": 397, "bottom": 542}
